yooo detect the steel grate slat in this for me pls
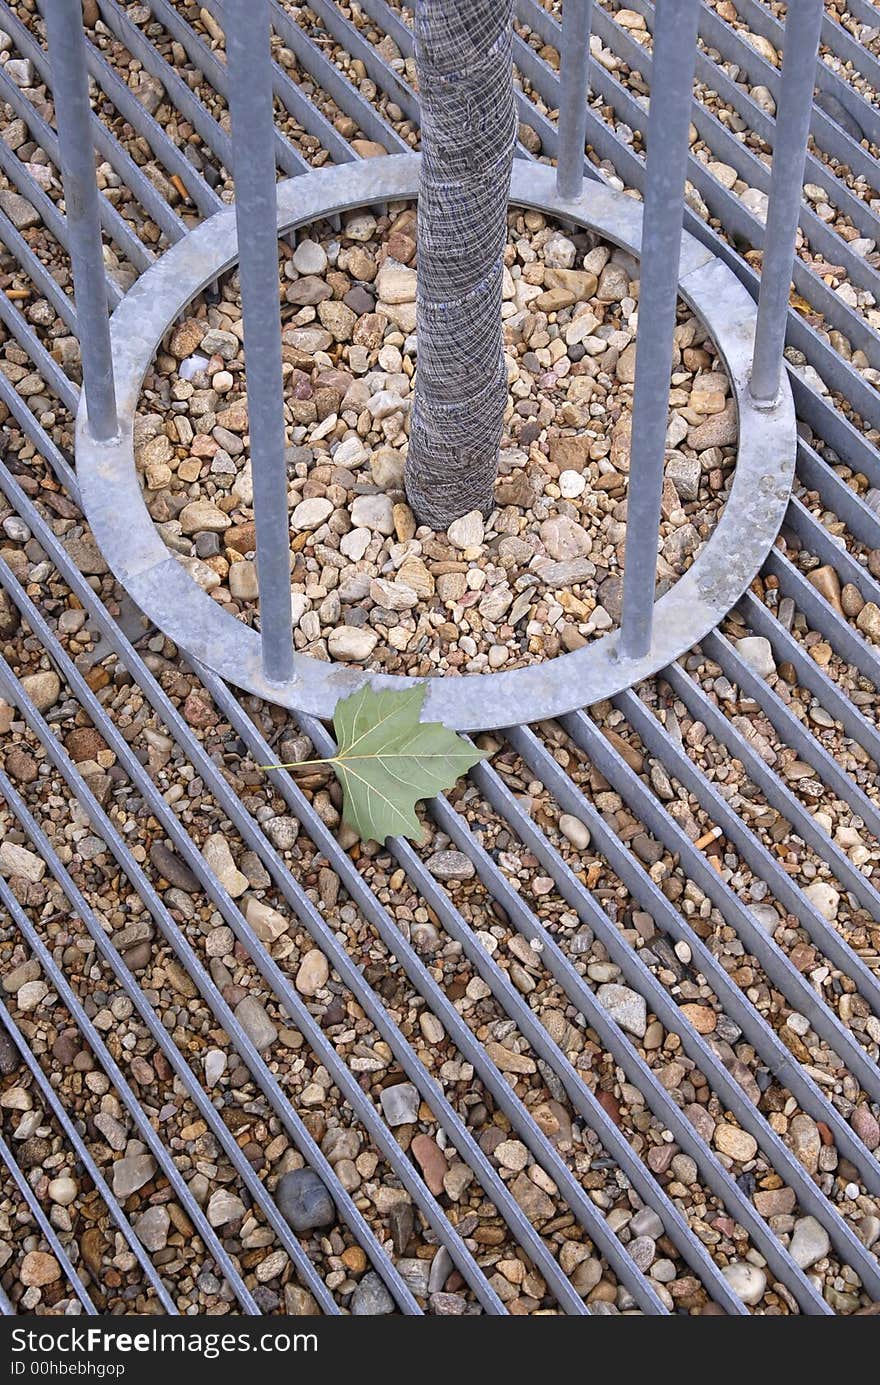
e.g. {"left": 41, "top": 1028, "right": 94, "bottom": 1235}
{"left": 0, "top": 999, "right": 180, "bottom": 1314}
{"left": 1, "top": 0, "right": 879, "bottom": 1317}
{"left": 507, "top": 723, "right": 880, "bottom": 1297}
{"left": 0, "top": 1124, "right": 98, "bottom": 1315}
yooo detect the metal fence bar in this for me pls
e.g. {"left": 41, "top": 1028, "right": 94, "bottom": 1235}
{"left": 42, "top": 0, "right": 118, "bottom": 441}
{"left": 3, "top": 1, "right": 191, "bottom": 245}
{"left": 618, "top": 0, "right": 700, "bottom": 661}
{"left": 556, "top": 0, "right": 592, "bottom": 200}
{"left": 515, "top": 0, "right": 880, "bottom": 444}
{"left": 750, "top": 0, "right": 825, "bottom": 403}
{"left": 224, "top": 0, "right": 294, "bottom": 685}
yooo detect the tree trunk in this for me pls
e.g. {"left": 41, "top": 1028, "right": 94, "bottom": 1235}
{"left": 404, "top": 0, "right": 516, "bottom": 531}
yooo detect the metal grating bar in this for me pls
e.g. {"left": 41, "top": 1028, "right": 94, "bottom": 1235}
{"left": 1, "top": 0, "right": 879, "bottom": 1318}
{"left": 0, "top": 820, "right": 264, "bottom": 1316}
{"left": 507, "top": 723, "right": 880, "bottom": 1297}
{"left": 0, "top": 999, "right": 180, "bottom": 1314}
{"left": 0, "top": 1125, "right": 98, "bottom": 1315}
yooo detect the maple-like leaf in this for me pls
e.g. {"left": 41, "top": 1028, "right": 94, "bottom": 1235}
{"left": 264, "top": 684, "right": 486, "bottom": 843}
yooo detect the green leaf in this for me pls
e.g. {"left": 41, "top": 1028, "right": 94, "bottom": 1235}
{"left": 329, "top": 684, "right": 487, "bottom": 843}
{"left": 262, "top": 684, "right": 487, "bottom": 843}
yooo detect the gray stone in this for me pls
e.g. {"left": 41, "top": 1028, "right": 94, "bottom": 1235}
{"left": 351, "top": 1270, "right": 395, "bottom": 1315}
{"left": 789, "top": 1215, "right": 830, "bottom": 1270}
{"left": 539, "top": 514, "right": 591, "bottom": 562}
{"left": 134, "top": 1206, "right": 170, "bottom": 1252}
{"left": 629, "top": 1206, "right": 664, "bottom": 1239}
{"left": 628, "top": 1235, "right": 656, "bottom": 1270}
{"left": 665, "top": 453, "right": 701, "bottom": 502}
{"left": 0, "top": 189, "right": 38, "bottom": 230}
{"left": 112, "top": 1152, "right": 156, "bottom": 1199}
{"left": 276, "top": 1168, "right": 335, "bottom": 1232}
{"left": 426, "top": 850, "right": 475, "bottom": 882}
{"left": 351, "top": 493, "right": 395, "bottom": 534}
{"left": 598, "top": 983, "right": 647, "bottom": 1038}
{"left": 207, "top": 1189, "right": 245, "bottom": 1227}
{"left": 234, "top": 996, "right": 277, "bottom": 1054}
{"left": 379, "top": 1081, "right": 420, "bottom": 1127}
{"left": 292, "top": 239, "right": 328, "bottom": 275}
{"left": 396, "top": 1257, "right": 431, "bottom": 1297}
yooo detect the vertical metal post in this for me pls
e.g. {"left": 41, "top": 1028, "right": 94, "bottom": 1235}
{"left": 556, "top": 0, "right": 593, "bottom": 201}
{"left": 619, "top": 0, "right": 700, "bottom": 662}
{"left": 43, "top": 0, "right": 118, "bottom": 442}
{"left": 749, "top": 0, "right": 824, "bottom": 404}
{"left": 225, "top": 0, "right": 294, "bottom": 685}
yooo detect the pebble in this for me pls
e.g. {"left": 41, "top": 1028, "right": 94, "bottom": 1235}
{"left": 203, "top": 833, "right": 249, "bottom": 897}
{"left": 721, "top": 1261, "right": 766, "bottom": 1306}
{"left": 112, "top": 1152, "right": 157, "bottom": 1199}
{"left": 16, "top": 980, "right": 48, "bottom": 1012}
{"left": 447, "top": 510, "right": 485, "bottom": 550}
{"left": 234, "top": 995, "right": 278, "bottom": 1054}
{"left": 714, "top": 1124, "right": 758, "bottom": 1162}
{"left": 150, "top": 841, "right": 199, "bottom": 892}
{"left": 135, "top": 1206, "right": 170, "bottom": 1252}
{"left": 291, "top": 497, "right": 333, "bottom": 531}
{"left": 426, "top": 850, "right": 475, "bottom": 882}
{"left": 789, "top": 1215, "right": 830, "bottom": 1270}
{"left": 630, "top": 1207, "right": 664, "bottom": 1239}
{"left": 20, "top": 670, "right": 61, "bottom": 712}
{"left": 0, "top": 842, "right": 46, "bottom": 884}
{"left": 204, "top": 1049, "right": 227, "bottom": 1086}
{"left": 559, "top": 813, "right": 591, "bottom": 850}
{"left": 351, "top": 1270, "right": 395, "bottom": 1315}
{"left": 292, "top": 239, "right": 328, "bottom": 275}
{"left": 803, "top": 881, "right": 839, "bottom": 922}
{"left": 20, "top": 1251, "right": 61, "bottom": 1288}
{"left": 379, "top": 1082, "right": 420, "bottom": 1126}
{"left": 788, "top": 1113, "right": 821, "bottom": 1174}
{"left": 597, "top": 983, "right": 647, "bottom": 1037}
{"left": 735, "top": 636, "right": 776, "bottom": 679}
{"left": 47, "top": 1177, "right": 78, "bottom": 1207}
{"left": 350, "top": 493, "right": 395, "bottom": 534}
{"left": 328, "top": 626, "right": 378, "bottom": 662}
{"left": 207, "top": 1189, "right": 245, "bottom": 1227}
{"left": 276, "top": 1168, "right": 335, "bottom": 1232}
{"left": 295, "top": 948, "right": 330, "bottom": 996}
{"left": 850, "top": 1105, "right": 880, "bottom": 1151}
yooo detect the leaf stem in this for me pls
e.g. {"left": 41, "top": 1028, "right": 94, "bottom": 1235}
{"left": 258, "top": 756, "right": 339, "bottom": 771}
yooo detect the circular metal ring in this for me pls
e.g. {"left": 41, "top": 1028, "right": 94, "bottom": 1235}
{"left": 77, "top": 154, "right": 796, "bottom": 731}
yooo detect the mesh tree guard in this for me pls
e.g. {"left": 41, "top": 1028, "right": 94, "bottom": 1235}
{"left": 404, "top": 0, "right": 516, "bottom": 529}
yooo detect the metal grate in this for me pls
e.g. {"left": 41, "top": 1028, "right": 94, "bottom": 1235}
{"left": 0, "top": 0, "right": 878, "bottom": 1318}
